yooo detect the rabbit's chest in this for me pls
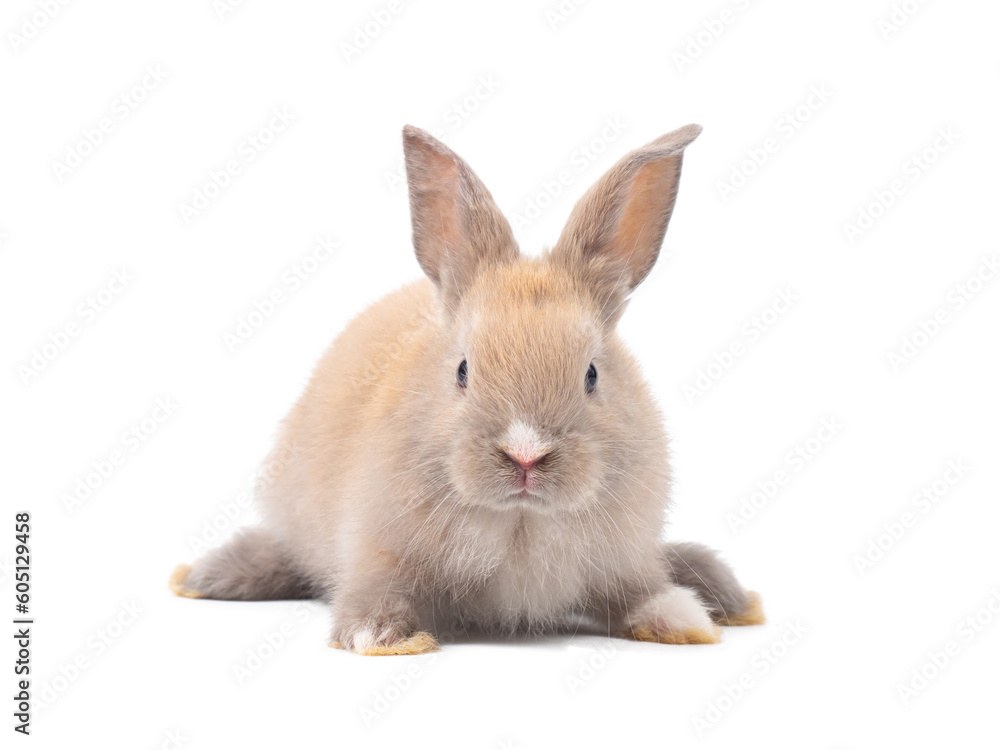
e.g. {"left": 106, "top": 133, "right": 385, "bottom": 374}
{"left": 444, "top": 513, "right": 594, "bottom": 625}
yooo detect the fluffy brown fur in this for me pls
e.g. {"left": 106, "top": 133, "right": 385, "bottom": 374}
{"left": 172, "top": 124, "right": 764, "bottom": 653}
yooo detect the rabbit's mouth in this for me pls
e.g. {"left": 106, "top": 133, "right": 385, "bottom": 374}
{"left": 506, "top": 462, "right": 547, "bottom": 498}
{"left": 499, "top": 486, "right": 547, "bottom": 509}
{"left": 502, "top": 470, "right": 547, "bottom": 501}
{"left": 512, "top": 465, "right": 541, "bottom": 489}
{"left": 510, "top": 485, "right": 541, "bottom": 499}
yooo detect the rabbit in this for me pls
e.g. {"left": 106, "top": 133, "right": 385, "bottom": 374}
{"left": 170, "top": 123, "right": 765, "bottom": 655}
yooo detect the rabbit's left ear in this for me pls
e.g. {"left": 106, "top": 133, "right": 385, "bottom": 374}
{"left": 403, "top": 126, "right": 518, "bottom": 308}
{"left": 552, "top": 124, "right": 701, "bottom": 319}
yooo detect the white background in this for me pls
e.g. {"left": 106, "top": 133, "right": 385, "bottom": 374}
{"left": 3, "top": 0, "right": 999, "bottom": 747}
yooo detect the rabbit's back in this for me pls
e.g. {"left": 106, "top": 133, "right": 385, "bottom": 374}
{"left": 255, "top": 279, "right": 444, "bottom": 579}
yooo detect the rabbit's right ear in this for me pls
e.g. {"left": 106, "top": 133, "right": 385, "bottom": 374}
{"left": 551, "top": 124, "right": 701, "bottom": 323}
{"left": 403, "top": 126, "right": 518, "bottom": 308}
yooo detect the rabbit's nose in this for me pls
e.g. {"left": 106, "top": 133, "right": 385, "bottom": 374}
{"left": 504, "top": 451, "right": 546, "bottom": 472}
{"left": 501, "top": 420, "right": 550, "bottom": 468}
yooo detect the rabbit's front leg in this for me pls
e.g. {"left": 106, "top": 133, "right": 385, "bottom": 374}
{"left": 620, "top": 585, "right": 722, "bottom": 644}
{"left": 327, "top": 556, "right": 439, "bottom": 656}
{"left": 592, "top": 575, "right": 722, "bottom": 645}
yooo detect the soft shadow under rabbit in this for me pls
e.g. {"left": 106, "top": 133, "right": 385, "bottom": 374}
{"left": 171, "top": 124, "right": 765, "bottom": 654}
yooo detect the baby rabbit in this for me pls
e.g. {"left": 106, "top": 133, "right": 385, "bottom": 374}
{"left": 171, "top": 124, "right": 764, "bottom": 654}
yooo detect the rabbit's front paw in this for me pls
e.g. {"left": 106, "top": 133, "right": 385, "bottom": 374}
{"left": 620, "top": 586, "right": 722, "bottom": 645}
{"left": 329, "top": 619, "right": 439, "bottom": 656}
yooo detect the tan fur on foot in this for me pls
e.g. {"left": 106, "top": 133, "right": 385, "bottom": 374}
{"left": 720, "top": 591, "right": 766, "bottom": 626}
{"left": 168, "top": 564, "right": 203, "bottom": 599}
{"left": 328, "top": 632, "right": 440, "bottom": 655}
{"left": 624, "top": 625, "right": 722, "bottom": 645}
{"left": 358, "top": 631, "right": 440, "bottom": 656}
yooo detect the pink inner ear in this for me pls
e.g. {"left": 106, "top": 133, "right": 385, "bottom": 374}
{"left": 613, "top": 155, "right": 681, "bottom": 279}
{"left": 412, "top": 148, "right": 465, "bottom": 281}
{"left": 404, "top": 126, "right": 519, "bottom": 299}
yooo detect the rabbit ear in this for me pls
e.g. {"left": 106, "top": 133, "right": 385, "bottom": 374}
{"left": 552, "top": 124, "right": 701, "bottom": 321}
{"left": 403, "top": 126, "right": 518, "bottom": 306}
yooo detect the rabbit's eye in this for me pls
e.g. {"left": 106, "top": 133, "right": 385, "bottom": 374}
{"left": 585, "top": 362, "right": 598, "bottom": 393}
{"left": 457, "top": 359, "right": 469, "bottom": 388}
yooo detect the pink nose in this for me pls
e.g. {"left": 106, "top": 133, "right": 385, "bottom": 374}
{"left": 506, "top": 452, "right": 544, "bottom": 472}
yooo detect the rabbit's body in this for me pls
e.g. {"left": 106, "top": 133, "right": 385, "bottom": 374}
{"left": 172, "top": 124, "right": 764, "bottom": 654}
{"left": 258, "top": 271, "right": 668, "bottom": 631}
